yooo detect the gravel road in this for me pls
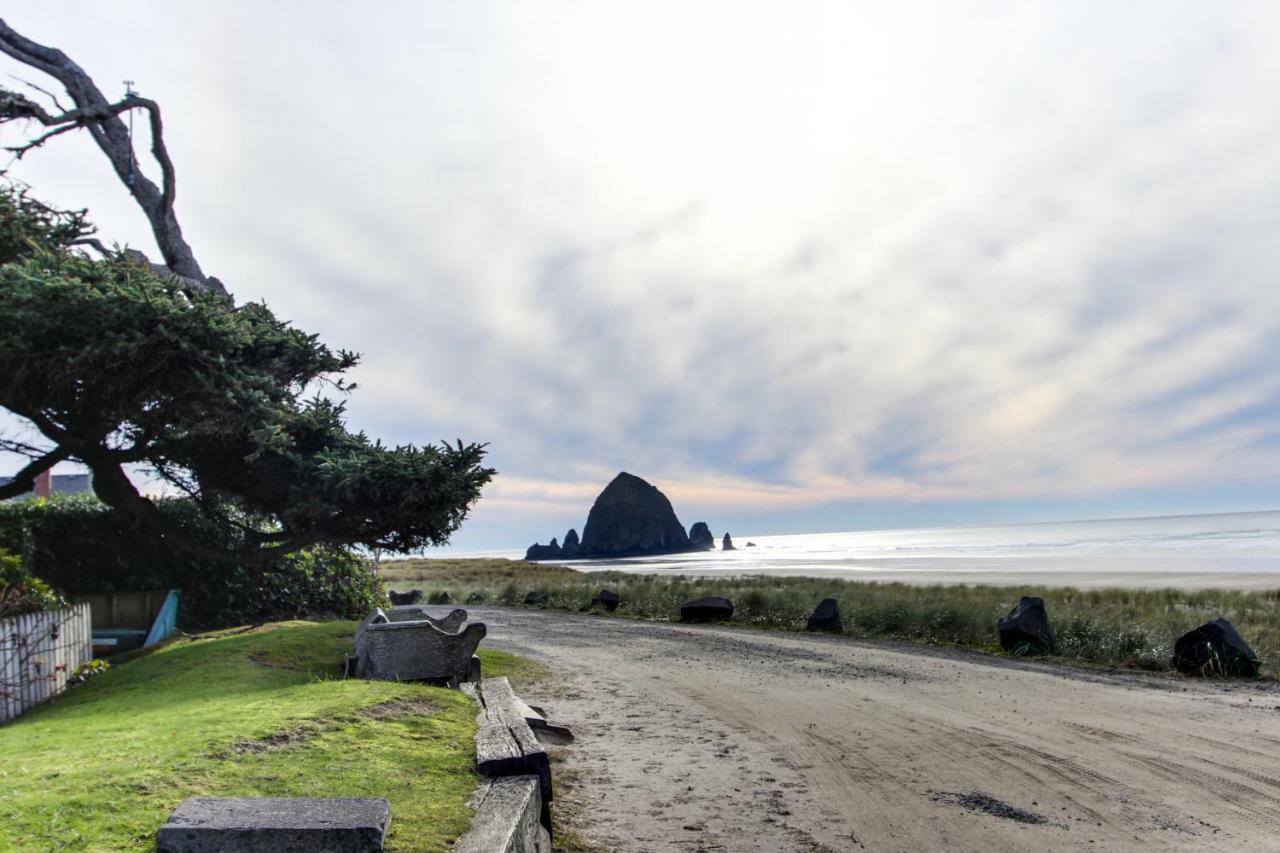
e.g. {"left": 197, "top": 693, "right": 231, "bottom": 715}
{"left": 464, "top": 606, "right": 1280, "bottom": 852}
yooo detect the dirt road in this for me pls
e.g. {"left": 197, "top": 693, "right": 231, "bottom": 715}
{"left": 467, "top": 607, "right": 1280, "bottom": 852}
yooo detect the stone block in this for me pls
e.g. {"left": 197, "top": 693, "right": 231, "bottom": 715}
{"left": 156, "top": 797, "right": 389, "bottom": 852}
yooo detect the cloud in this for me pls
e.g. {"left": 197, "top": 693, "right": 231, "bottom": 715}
{"left": 3, "top": 1, "right": 1280, "bottom": 548}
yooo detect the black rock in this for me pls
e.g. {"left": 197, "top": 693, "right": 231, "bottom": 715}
{"left": 429, "top": 591, "right": 452, "bottom": 605}
{"left": 680, "top": 595, "right": 734, "bottom": 622}
{"left": 525, "top": 537, "right": 564, "bottom": 561}
{"left": 579, "top": 472, "right": 692, "bottom": 557}
{"left": 524, "top": 590, "right": 550, "bottom": 605}
{"left": 388, "top": 589, "right": 423, "bottom": 606}
{"left": 562, "top": 528, "right": 580, "bottom": 558}
{"left": 722, "top": 532, "right": 736, "bottom": 551}
{"left": 997, "top": 596, "right": 1055, "bottom": 655}
{"left": 592, "top": 589, "right": 621, "bottom": 611}
{"left": 465, "top": 592, "right": 485, "bottom": 604}
{"left": 1172, "top": 617, "right": 1260, "bottom": 677}
{"left": 806, "top": 598, "right": 842, "bottom": 632}
{"left": 745, "top": 541, "right": 756, "bottom": 547}
{"left": 688, "top": 522, "right": 715, "bottom": 550}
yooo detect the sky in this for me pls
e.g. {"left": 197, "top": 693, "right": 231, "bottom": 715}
{"left": 2, "top": 2, "right": 1279, "bottom": 550}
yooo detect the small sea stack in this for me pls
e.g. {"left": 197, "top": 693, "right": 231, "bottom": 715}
{"left": 722, "top": 532, "right": 736, "bottom": 551}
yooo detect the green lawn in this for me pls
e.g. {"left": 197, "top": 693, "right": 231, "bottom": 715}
{"left": 0, "top": 620, "right": 532, "bottom": 852}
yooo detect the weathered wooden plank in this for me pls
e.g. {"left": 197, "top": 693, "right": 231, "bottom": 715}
{"left": 473, "top": 677, "right": 552, "bottom": 805}
{"left": 453, "top": 776, "right": 551, "bottom": 853}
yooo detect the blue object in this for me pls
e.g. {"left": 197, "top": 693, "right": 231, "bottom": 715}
{"left": 143, "top": 589, "right": 180, "bottom": 647}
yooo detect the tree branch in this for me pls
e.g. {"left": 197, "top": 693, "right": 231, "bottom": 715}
{"left": 0, "top": 446, "right": 69, "bottom": 499}
{"left": 0, "top": 18, "right": 227, "bottom": 299}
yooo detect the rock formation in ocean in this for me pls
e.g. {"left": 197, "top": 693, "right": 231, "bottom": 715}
{"left": 722, "top": 532, "right": 736, "bottom": 551}
{"left": 688, "top": 522, "right": 715, "bottom": 550}
{"left": 579, "top": 472, "right": 692, "bottom": 557}
{"left": 524, "top": 537, "right": 563, "bottom": 561}
{"left": 561, "top": 528, "right": 580, "bottom": 558}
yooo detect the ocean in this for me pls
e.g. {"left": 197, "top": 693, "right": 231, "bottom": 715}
{"left": 491, "top": 510, "right": 1280, "bottom": 590}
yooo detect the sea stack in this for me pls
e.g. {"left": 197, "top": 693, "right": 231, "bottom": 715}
{"left": 562, "top": 528, "right": 580, "bottom": 557}
{"left": 579, "top": 472, "right": 692, "bottom": 557}
{"left": 722, "top": 532, "right": 736, "bottom": 551}
{"left": 688, "top": 522, "right": 715, "bottom": 550}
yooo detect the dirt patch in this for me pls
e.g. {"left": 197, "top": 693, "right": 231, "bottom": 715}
{"left": 930, "top": 790, "right": 1049, "bottom": 825}
{"left": 222, "top": 724, "right": 318, "bottom": 756}
{"left": 361, "top": 697, "right": 441, "bottom": 720}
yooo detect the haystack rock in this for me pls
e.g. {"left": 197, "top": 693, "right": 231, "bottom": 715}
{"left": 579, "top": 472, "right": 692, "bottom": 557}
{"left": 688, "top": 522, "right": 715, "bottom": 550}
{"left": 722, "top": 532, "right": 736, "bottom": 551}
{"left": 562, "top": 528, "right": 580, "bottom": 558}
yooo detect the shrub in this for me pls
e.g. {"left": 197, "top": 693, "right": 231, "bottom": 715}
{"left": 0, "top": 547, "right": 64, "bottom": 617}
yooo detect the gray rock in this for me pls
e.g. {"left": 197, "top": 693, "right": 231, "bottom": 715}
{"left": 524, "top": 590, "right": 550, "bottom": 605}
{"left": 1172, "top": 617, "right": 1260, "bottom": 677}
{"left": 156, "top": 797, "right": 389, "bottom": 852}
{"left": 354, "top": 614, "right": 485, "bottom": 683}
{"left": 591, "top": 589, "right": 621, "bottom": 612}
{"left": 579, "top": 472, "right": 692, "bottom": 557}
{"left": 997, "top": 596, "right": 1055, "bottom": 656}
{"left": 387, "top": 589, "right": 422, "bottom": 606}
{"left": 806, "top": 598, "right": 842, "bottom": 632}
{"left": 688, "top": 522, "right": 715, "bottom": 550}
{"left": 722, "top": 533, "right": 736, "bottom": 551}
{"left": 680, "top": 596, "right": 734, "bottom": 622}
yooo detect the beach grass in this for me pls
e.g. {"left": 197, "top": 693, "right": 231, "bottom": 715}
{"left": 383, "top": 558, "right": 1280, "bottom": 678}
{"left": 0, "top": 619, "right": 533, "bottom": 852}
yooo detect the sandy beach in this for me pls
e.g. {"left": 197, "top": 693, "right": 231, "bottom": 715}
{"left": 471, "top": 605, "right": 1280, "bottom": 852}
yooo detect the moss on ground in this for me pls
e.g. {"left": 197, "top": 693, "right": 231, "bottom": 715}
{"left": 0, "top": 620, "right": 533, "bottom": 852}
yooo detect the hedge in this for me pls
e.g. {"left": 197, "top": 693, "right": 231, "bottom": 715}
{"left": 0, "top": 495, "right": 383, "bottom": 630}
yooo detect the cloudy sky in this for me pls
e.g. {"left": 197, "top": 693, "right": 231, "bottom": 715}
{"left": 3, "top": 2, "right": 1280, "bottom": 550}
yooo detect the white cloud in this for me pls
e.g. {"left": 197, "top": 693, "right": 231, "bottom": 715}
{"left": 3, "top": 1, "right": 1280, "bottom": 545}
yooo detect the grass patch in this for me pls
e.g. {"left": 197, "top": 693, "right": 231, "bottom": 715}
{"left": 0, "top": 620, "right": 486, "bottom": 851}
{"left": 388, "top": 559, "right": 1280, "bottom": 678}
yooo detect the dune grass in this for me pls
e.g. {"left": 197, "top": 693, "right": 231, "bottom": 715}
{"left": 386, "top": 559, "right": 1280, "bottom": 678}
{"left": 0, "top": 619, "right": 531, "bottom": 852}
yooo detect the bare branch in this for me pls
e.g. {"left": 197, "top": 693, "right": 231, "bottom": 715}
{"left": 7, "top": 72, "right": 66, "bottom": 111}
{"left": 0, "top": 446, "right": 70, "bottom": 500}
{"left": 0, "top": 18, "right": 228, "bottom": 299}
{"left": 69, "top": 236, "right": 111, "bottom": 256}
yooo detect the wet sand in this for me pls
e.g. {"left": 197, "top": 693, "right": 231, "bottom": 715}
{"left": 468, "top": 606, "right": 1280, "bottom": 852}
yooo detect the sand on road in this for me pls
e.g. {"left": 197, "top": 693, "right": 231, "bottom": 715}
{"left": 466, "top": 606, "right": 1280, "bottom": 852}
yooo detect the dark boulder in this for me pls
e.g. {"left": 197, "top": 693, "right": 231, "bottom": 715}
{"left": 1172, "top": 617, "right": 1260, "bottom": 677}
{"left": 997, "top": 596, "right": 1055, "bottom": 655}
{"left": 524, "top": 590, "right": 550, "bottom": 605}
{"left": 806, "top": 598, "right": 842, "bottom": 632}
{"left": 680, "top": 596, "right": 734, "bottom": 622}
{"left": 465, "top": 592, "right": 485, "bottom": 604}
{"left": 722, "top": 533, "right": 736, "bottom": 551}
{"left": 579, "top": 472, "right": 692, "bottom": 557}
{"left": 688, "top": 522, "right": 715, "bottom": 550}
{"left": 592, "top": 589, "right": 621, "bottom": 612}
{"left": 388, "top": 589, "right": 423, "bottom": 606}
{"left": 429, "top": 591, "right": 452, "bottom": 605}
{"left": 525, "top": 537, "right": 563, "bottom": 561}
{"left": 562, "top": 528, "right": 580, "bottom": 558}
{"left": 745, "top": 541, "right": 756, "bottom": 547}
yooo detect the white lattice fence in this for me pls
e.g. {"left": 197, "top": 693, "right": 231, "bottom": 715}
{"left": 0, "top": 603, "right": 92, "bottom": 724}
